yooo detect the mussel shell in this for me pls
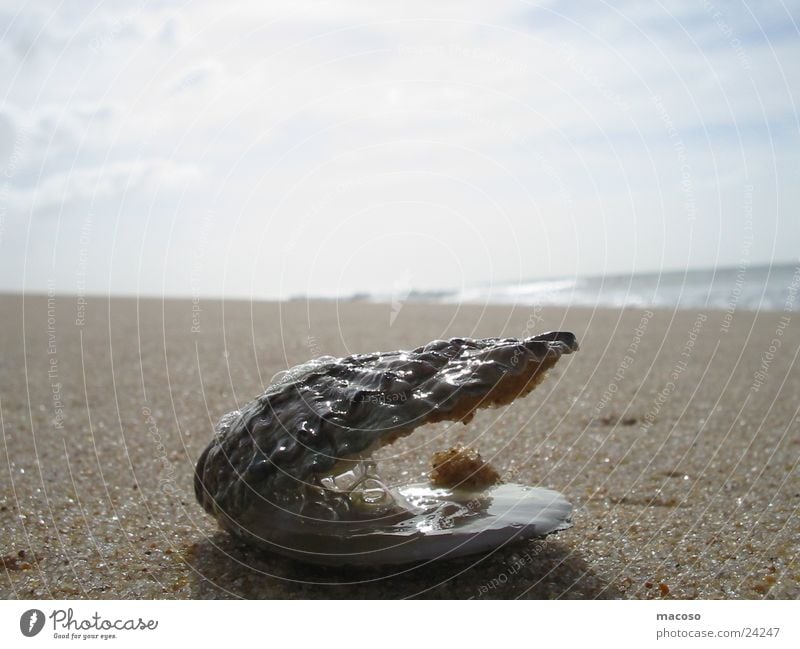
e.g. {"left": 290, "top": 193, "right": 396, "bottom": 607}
{"left": 195, "top": 332, "right": 579, "bottom": 566}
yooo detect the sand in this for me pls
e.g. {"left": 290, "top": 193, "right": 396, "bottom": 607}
{"left": 1, "top": 294, "right": 798, "bottom": 599}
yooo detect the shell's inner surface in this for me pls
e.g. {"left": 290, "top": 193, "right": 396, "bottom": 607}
{"left": 194, "top": 331, "right": 578, "bottom": 565}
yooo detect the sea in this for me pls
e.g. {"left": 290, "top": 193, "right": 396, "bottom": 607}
{"left": 376, "top": 264, "right": 800, "bottom": 312}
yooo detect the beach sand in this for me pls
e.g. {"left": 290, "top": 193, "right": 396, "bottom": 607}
{"left": 1, "top": 294, "right": 798, "bottom": 599}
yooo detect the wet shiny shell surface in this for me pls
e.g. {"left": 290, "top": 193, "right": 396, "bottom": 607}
{"left": 194, "top": 332, "right": 578, "bottom": 564}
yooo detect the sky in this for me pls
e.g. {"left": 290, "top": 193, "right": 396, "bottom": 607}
{"left": 0, "top": 0, "right": 798, "bottom": 299}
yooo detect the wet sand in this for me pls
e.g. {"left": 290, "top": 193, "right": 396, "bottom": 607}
{"left": 1, "top": 294, "right": 798, "bottom": 599}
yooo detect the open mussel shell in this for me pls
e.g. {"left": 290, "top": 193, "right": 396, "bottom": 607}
{"left": 226, "top": 482, "right": 571, "bottom": 566}
{"left": 195, "top": 332, "right": 579, "bottom": 567}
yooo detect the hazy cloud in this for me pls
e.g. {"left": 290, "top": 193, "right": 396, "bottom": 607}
{"left": 1, "top": 0, "right": 797, "bottom": 297}
{"left": 10, "top": 158, "right": 201, "bottom": 215}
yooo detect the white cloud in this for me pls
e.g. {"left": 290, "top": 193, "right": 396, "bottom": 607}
{"left": 169, "top": 60, "right": 225, "bottom": 94}
{"left": 10, "top": 158, "right": 201, "bottom": 215}
{"left": 0, "top": 4, "right": 69, "bottom": 63}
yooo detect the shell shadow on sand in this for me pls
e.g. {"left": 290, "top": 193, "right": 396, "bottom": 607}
{"left": 185, "top": 532, "right": 622, "bottom": 599}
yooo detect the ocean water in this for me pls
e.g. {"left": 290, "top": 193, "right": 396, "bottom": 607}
{"left": 432, "top": 264, "right": 800, "bottom": 312}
